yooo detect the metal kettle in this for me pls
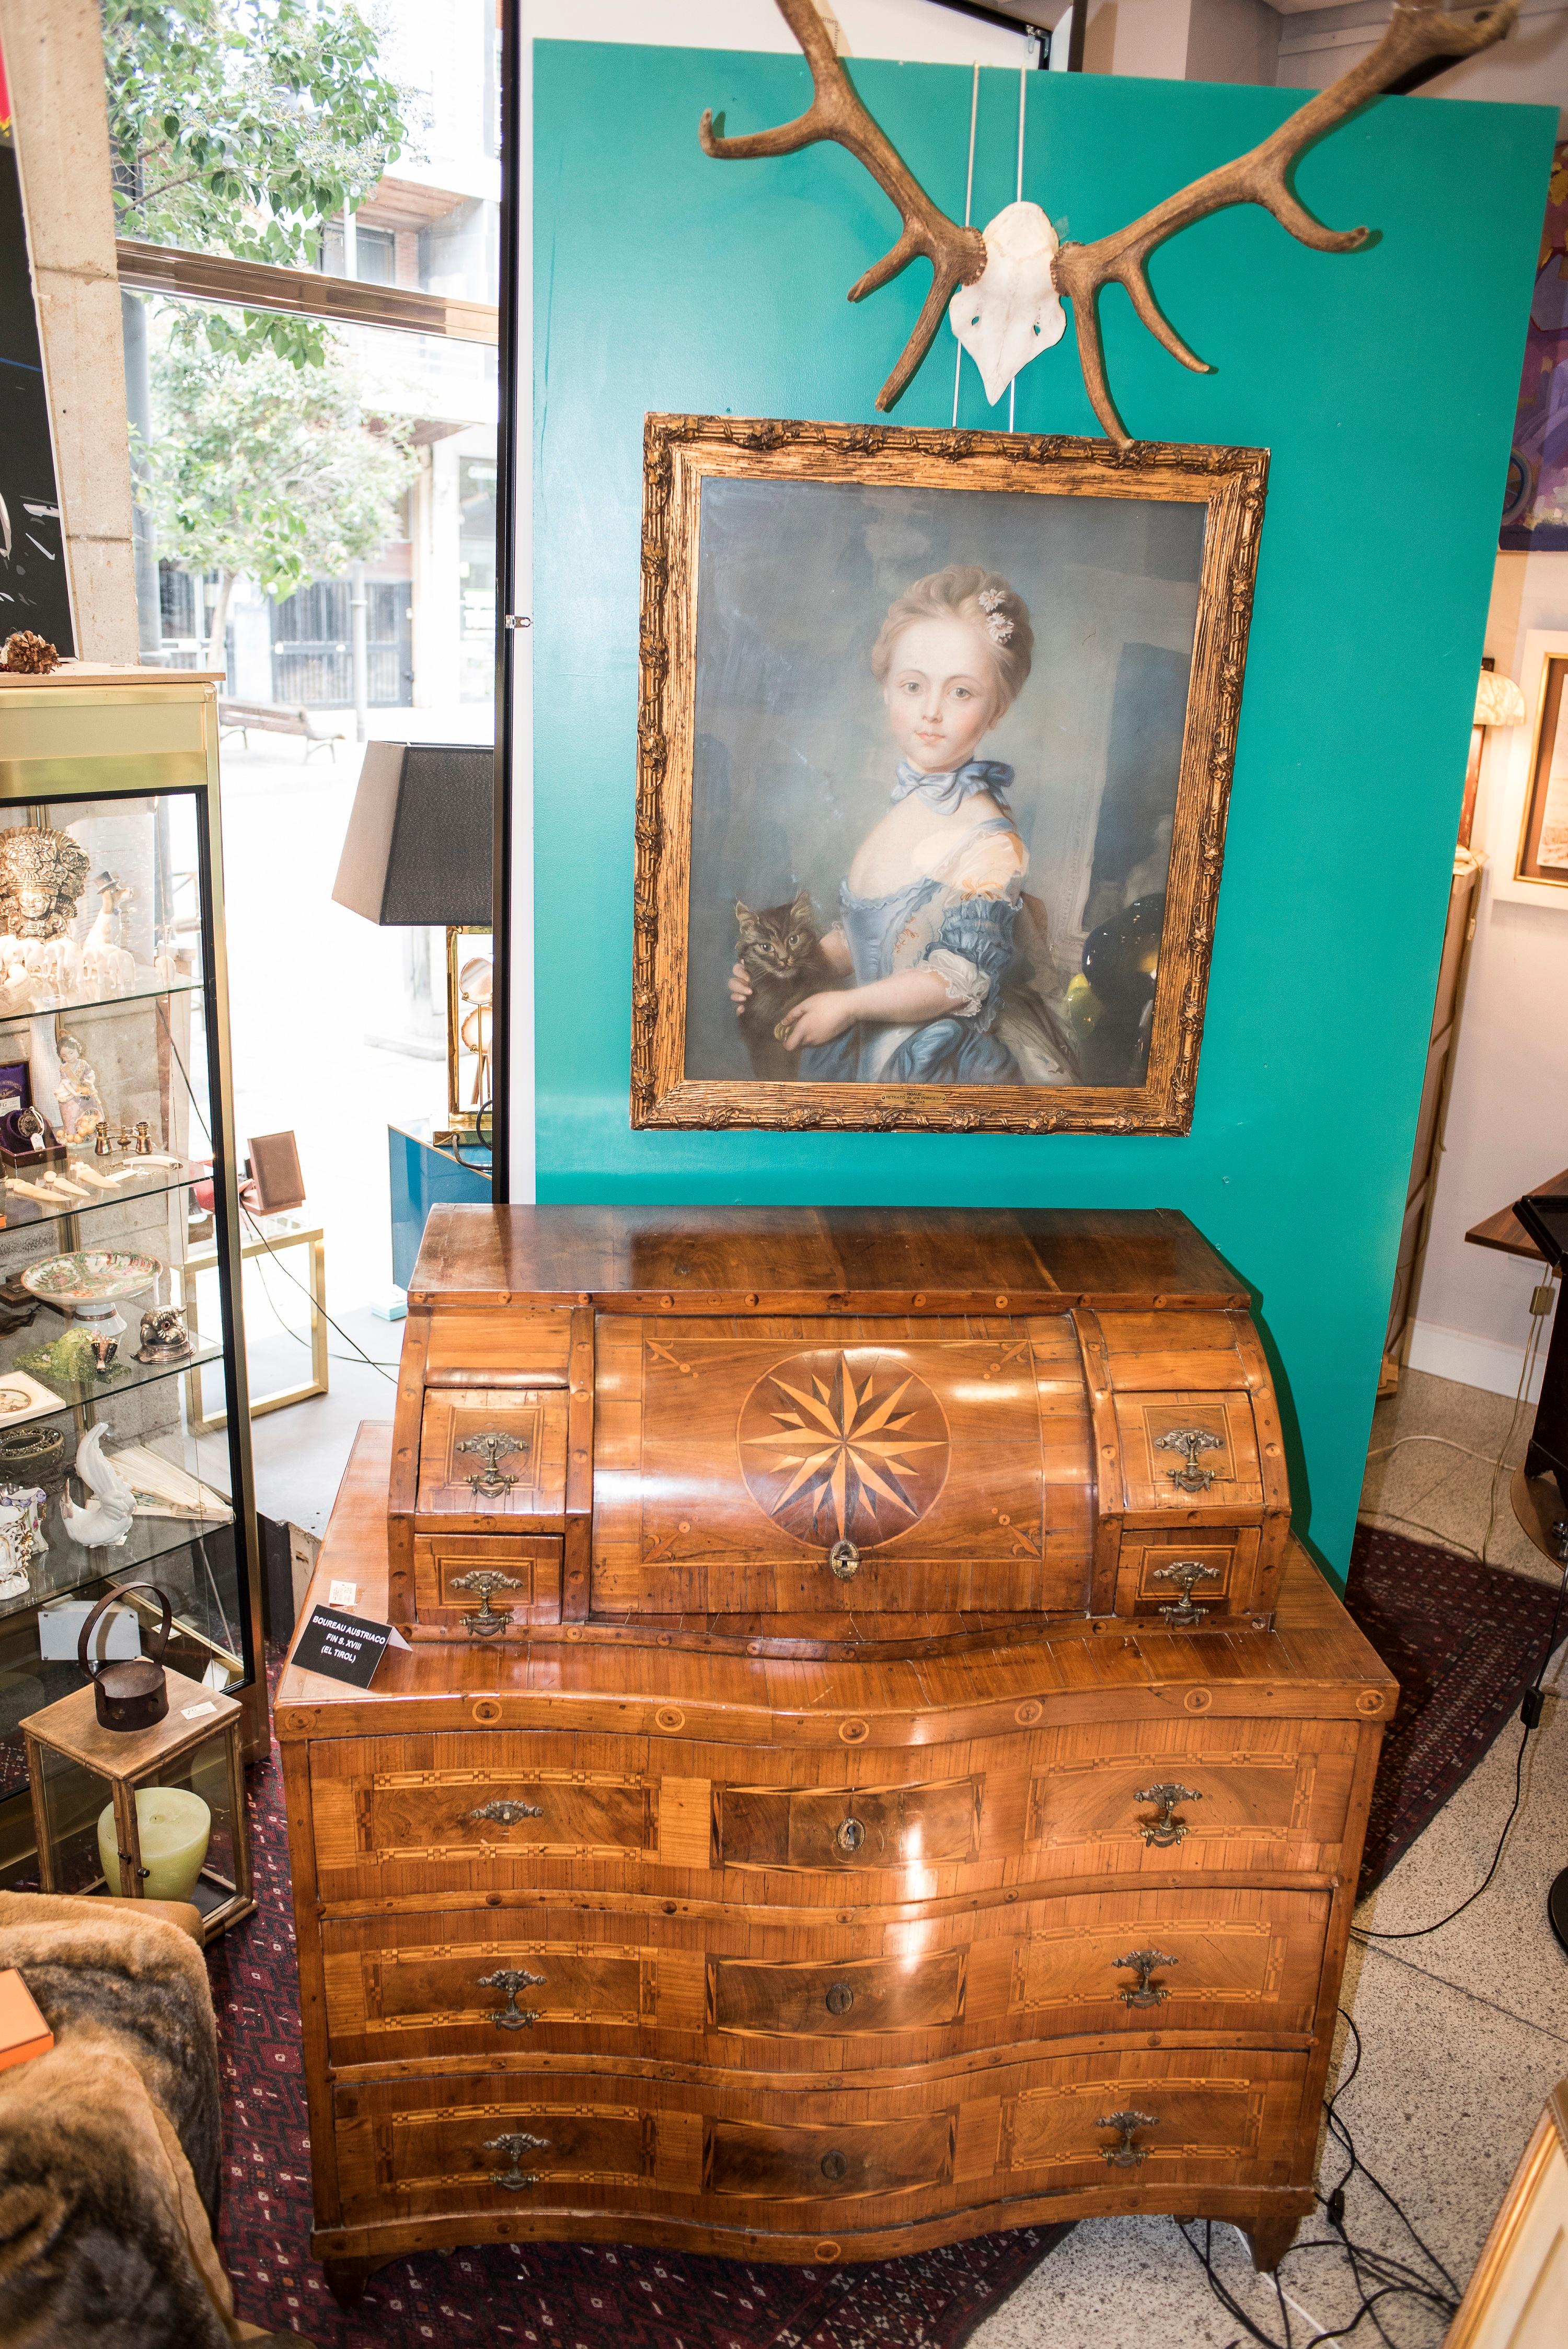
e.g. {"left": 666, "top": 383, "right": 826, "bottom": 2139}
{"left": 77, "top": 1583, "right": 172, "bottom": 1732}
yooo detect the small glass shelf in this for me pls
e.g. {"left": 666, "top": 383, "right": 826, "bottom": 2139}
{"left": 0, "top": 1501, "right": 235, "bottom": 1627}
{"left": 0, "top": 972, "right": 202, "bottom": 1028}
{"left": 0, "top": 1328, "right": 223, "bottom": 1423}
{"left": 0, "top": 1159, "right": 193, "bottom": 1236}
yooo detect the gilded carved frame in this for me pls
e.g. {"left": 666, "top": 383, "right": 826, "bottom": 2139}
{"left": 632, "top": 413, "right": 1268, "bottom": 1134}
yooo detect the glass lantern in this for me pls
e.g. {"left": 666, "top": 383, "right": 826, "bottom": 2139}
{"left": 19, "top": 1648, "right": 252, "bottom": 1939}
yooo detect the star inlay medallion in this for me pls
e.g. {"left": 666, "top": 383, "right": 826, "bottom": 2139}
{"left": 738, "top": 1349, "right": 950, "bottom": 1549}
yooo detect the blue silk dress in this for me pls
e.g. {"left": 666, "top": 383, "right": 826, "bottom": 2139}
{"left": 800, "top": 761, "right": 1024, "bottom": 1087}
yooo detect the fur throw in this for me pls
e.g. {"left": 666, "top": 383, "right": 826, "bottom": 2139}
{"left": 0, "top": 1892, "right": 239, "bottom": 2348}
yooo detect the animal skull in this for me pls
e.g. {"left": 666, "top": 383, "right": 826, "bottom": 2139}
{"left": 949, "top": 201, "right": 1066, "bottom": 406}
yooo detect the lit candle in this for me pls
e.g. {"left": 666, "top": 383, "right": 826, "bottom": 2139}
{"left": 96, "top": 1787, "right": 212, "bottom": 1902}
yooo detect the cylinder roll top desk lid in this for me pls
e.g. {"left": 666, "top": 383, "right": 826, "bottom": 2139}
{"left": 281, "top": 1204, "right": 1395, "bottom": 2300}
{"left": 390, "top": 1203, "right": 1290, "bottom": 1645}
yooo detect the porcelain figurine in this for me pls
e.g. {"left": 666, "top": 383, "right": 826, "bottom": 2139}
{"left": 53, "top": 1033, "right": 104, "bottom": 1143}
{"left": 81, "top": 871, "right": 134, "bottom": 997}
{"left": 60, "top": 1423, "right": 136, "bottom": 1549}
{"left": 0, "top": 825, "right": 91, "bottom": 945}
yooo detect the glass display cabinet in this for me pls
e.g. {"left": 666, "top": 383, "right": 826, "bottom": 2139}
{"left": 0, "top": 669, "right": 260, "bottom": 1866}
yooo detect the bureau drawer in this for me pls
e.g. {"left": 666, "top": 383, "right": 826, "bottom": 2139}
{"left": 1112, "top": 1528, "right": 1262, "bottom": 1620}
{"left": 324, "top": 1937, "right": 651, "bottom": 2047}
{"left": 308, "top": 1736, "right": 668, "bottom": 1895}
{"left": 417, "top": 1385, "right": 568, "bottom": 1526}
{"left": 1006, "top": 2052, "right": 1302, "bottom": 2191}
{"left": 704, "top": 2112, "right": 955, "bottom": 2203}
{"left": 715, "top": 1779, "right": 982, "bottom": 1873}
{"left": 336, "top": 2089, "right": 656, "bottom": 2223}
{"left": 708, "top": 1951, "right": 966, "bottom": 2039}
{"left": 411, "top": 1534, "right": 563, "bottom": 1634}
{"left": 1027, "top": 1721, "right": 1357, "bottom": 1872}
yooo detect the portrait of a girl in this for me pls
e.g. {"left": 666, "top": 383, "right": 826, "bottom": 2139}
{"left": 728, "top": 563, "right": 1068, "bottom": 1087}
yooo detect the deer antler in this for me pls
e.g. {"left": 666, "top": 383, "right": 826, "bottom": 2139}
{"left": 699, "top": 0, "right": 985, "bottom": 411}
{"left": 1053, "top": 0, "right": 1519, "bottom": 445}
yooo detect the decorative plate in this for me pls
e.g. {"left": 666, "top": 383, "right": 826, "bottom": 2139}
{"left": 19, "top": 1250, "right": 163, "bottom": 1305}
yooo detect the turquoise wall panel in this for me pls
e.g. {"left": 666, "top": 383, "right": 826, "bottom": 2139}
{"left": 531, "top": 41, "right": 1552, "bottom": 1583}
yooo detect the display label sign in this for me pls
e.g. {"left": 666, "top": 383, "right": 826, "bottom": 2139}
{"left": 292, "top": 1605, "right": 409, "bottom": 1689}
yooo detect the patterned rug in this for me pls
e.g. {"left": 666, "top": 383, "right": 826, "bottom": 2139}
{"left": 210, "top": 1526, "right": 1561, "bottom": 2342}
{"left": 1345, "top": 1522, "right": 1568, "bottom": 1896}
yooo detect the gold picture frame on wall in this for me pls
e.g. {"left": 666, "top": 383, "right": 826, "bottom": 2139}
{"left": 631, "top": 414, "right": 1267, "bottom": 1134}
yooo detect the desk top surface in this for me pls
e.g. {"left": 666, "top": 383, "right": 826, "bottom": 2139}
{"left": 407, "top": 1204, "right": 1248, "bottom": 1311}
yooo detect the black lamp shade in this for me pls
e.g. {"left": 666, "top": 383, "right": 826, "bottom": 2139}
{"left": 332, "top": 741, "right": 493, "bottom": 927}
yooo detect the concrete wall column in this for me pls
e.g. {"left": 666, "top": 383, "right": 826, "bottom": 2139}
{"left": 0, "top": 0, "right": 138, "bottom": 661}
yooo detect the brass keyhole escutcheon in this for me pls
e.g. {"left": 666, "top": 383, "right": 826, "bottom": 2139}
{"left": 828, "top": 1539, "right": 860, "bottom": 1582}
{"left": 820, "top": 2150, "right": 849, "bottom": 2182}
{"left": 825, "top": 1981, "right": 855, "bottom": 2016}
{"left": 835, "top": 1817, "right": 865, "bottom": 1854}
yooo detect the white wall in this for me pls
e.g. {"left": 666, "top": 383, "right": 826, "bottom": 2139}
{"left": 1276, "top": 0, "right": 1568, "bottom": 126}
{"left": 1404, "top": 552, "right": 1568, "bottom": 1401}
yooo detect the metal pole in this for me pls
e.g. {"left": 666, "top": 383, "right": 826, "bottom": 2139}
{"left": 349, "top": 559, "right": 368, "bottom": 742}
{"left": 120, "top": 290, "right": 163, "bottom": 660}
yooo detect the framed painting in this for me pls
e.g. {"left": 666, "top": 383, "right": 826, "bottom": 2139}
{"left": 631, "top": 415, "right": 1267, "bottom": 1134}
{"left": 1493, "top": 630, "right": 1568, "bottom": 905}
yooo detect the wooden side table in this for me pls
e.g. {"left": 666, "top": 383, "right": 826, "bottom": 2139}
{"left": 1465, "top": 1167, "right": 1568, "bottom": 1562}
{"left": 20, "top": 1664, "right": 255, "bottom": 1943}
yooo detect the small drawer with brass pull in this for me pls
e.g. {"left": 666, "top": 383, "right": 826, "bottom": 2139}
{"left": 409, "top": 1535, "right": 563, "bottom": 1637}
{"left": 416, "top": 1387, "right": 568, "bottom": 1524}
{"left": 706, "top": 1950, "right": 966, "bottom": 2039}
{"left": 714, "top": 1779, "right": 983, "bottom": 1874}
{"left": 1009, "top": 2051, "right": 1303, "bottom": 2190}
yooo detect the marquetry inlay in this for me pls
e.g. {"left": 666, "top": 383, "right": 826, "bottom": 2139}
{"left": 737, "top": 1350, "right": 950, "bottom": 1548}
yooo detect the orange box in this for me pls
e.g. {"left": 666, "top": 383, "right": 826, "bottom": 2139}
{"left": 0, "top": 1967, "right": 53, "bottom": 2072}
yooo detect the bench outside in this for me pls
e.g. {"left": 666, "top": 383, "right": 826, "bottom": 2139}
{"left": 218, "top": 700, "right": 347, "bottom": 761}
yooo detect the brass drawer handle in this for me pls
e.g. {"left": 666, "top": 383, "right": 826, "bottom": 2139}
{"left": 820, "top": 2149, "right": 849, "bottom": 2182}
{"left": 457, "top": 1430, "right": 524, "bottom": 1495}
{"left": 485, "top": 2129, "right": 548, "bottom": 2190}
{"left": 1134, "top": 1781, "right": 1202, "bottom": 1847}
{"left": 1111, "top": 1948, "right": 1177, "bottom": 2008}
{"left": 479, "top": 1967, "right": 546, "bottom": 2030}
{"left": 449, "top": 1568, "right": 523, "bottom": 1636}
{"left": 466, "top": 1798, "right": 545, "bottom": 1826}
{"left": 1098, "top": 2109, "right": 1159, "bottom": 2168}
{"left": 824, "top": 1980, "right": 855, "bottom": 2016}
{"left": 1152, "top": 1559, "right": 1221, "bottom": 1628}
{"left": 1154, "top": 1426, "right": 1224, "bottom": 1492}
{"left": 835, "top": 1817, "right": 866, "bottom": 1855}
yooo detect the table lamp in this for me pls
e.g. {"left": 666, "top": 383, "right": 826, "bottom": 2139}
{"left": 1460, "top": 658, "right": 1527, "bottom": 849}
{"left": 332, "top": 742, "right": 494, "bottom": 1133}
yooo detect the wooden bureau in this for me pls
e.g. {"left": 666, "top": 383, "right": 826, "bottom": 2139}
{"left": 277, "top": 1209, "right": 1395, "bottom": 2301}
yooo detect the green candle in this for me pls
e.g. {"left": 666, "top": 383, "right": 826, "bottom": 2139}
{"left": 97, "top": 1786, "right": 211, "bottom": 1902}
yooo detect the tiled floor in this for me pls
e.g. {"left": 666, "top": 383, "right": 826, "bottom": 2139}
{"left": 973, "top": 1369, "right": 1568, "bottom": 2349}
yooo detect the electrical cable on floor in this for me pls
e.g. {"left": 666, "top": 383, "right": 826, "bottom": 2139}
{"left": 1351, "top": 1545, "right": 1567, "bottom": 1945}
{"left": 157, "top": 999, "right": 403, "bottom": 1386}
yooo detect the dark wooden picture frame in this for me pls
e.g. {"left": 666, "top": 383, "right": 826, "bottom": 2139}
{"left": 632, "top": 414, "right": 1267, "bottom": 1134}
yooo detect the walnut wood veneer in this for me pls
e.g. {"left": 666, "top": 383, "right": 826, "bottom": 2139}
{"left": 280, "top": 1208, "right": 1393, "bottom": 2304}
